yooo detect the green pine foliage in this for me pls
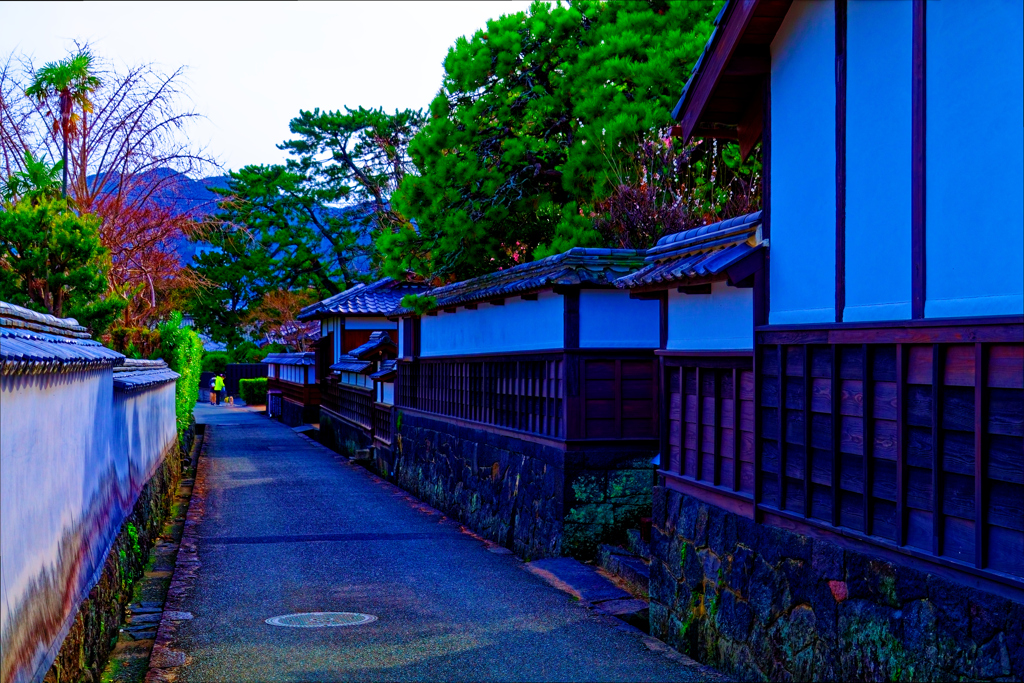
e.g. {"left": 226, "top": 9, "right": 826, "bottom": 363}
{"left": 381, "top": 0, "right": 729, "bottom": 282}
{"left": 0, "top": 194, "right": 123, "bottom": 334}
{"left": 156, "top": 312, "right": 204, "bottom": 445}
{"left": 238, "top": 377, "right": 268, "bottom": 406}
{"left": 188, "top": 165, "right": 363, "bottom": 346}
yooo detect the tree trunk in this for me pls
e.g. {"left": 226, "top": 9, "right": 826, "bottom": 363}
{"left": 61, "top": 132, "right": 68, "bottom": 199}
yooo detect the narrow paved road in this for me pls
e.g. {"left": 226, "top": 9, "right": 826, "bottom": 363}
{"left": 163, "top": 403, "right": 716, "bottom": 682}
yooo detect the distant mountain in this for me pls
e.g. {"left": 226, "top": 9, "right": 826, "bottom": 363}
{"left": 89, "top": 168, "right": 373, "bottom": 272}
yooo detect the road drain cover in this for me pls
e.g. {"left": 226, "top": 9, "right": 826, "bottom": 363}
{"left": 265, "top": 612, "right": 377, "bottom": 628}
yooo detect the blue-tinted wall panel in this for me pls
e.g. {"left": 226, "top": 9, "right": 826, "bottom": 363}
{"left": 769, "top": 0, "right": 837, "bottom": 324}
{"left": 579, "top": 290, "right": 659, "bottom": 349}
{"left": 844, "top": 0, "right": 913, "bottom": 322}
{"left": 925, "top": 0, "right": 1024, "bottom": 318}
{"left": 666, "top": 282, "right": 753, "bottom": 351}
{"left": 420, "top": 291, "right": 564, "bottom": 356}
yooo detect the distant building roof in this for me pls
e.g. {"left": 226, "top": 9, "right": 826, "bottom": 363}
{"left": 348, "top": 331, "right": 396, "bottom": 360}
{"left": 370, "top": 359, "right": 397, "bottom": 381}
{"left": 112, "top": 359, "right": 179, "bottom": 392}
{"left": 330, "top": 355, "right": 374, "bottom": 374}
{"left": 0, "top": 301, "right": 124, "bottom": 374}
{"left": 262, "top": 352, "right": 316, "bottom": 366}
{"left": 398, "top": 248, "right": 647, "bottom": 314}
{"left": 298, "top": 278, "right": 428, "bottom": 321}
{"left": 616, "top": 212, "right": 763, "bottom": 289}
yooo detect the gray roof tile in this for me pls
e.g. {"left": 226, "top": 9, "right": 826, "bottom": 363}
{"left": 616, "top": 212, "right": 762, "bottom": 289}
{"left": 262, "top": 352, "right": 317, "bottom": 366}
{"left": 399, "top": 248, "right": 648, "bottom": 314}
{"left": 298, "top": 278, "right": 429, "bottom": 321}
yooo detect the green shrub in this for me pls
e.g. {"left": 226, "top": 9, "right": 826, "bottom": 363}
{"left": 156, "top": 312, "right": 204, "bottom": 445}
{"left": 239, "top": 377, "right": 268, "bottom": 405}
{"left": 202, "top": 351, "right": 229, "bottom": 373}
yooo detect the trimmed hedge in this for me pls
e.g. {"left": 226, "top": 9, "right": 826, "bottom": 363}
{"left": 239, "top": 377, "right": 268, "bottom": 405}
{"left": 156, "top": 312, "right": 204, "bottom": 447}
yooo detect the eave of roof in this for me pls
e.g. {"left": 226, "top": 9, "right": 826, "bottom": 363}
{"left": 113, "top": 360, "right": 179, "bottom": 392}
{"left": 330, "top": 355, "right": 373, "bottom": 374}
{"left": 395, "top": 247, "right": 647, "bottom": 315}
{"left": 262, "top": 352, "right": 316, "bottom": 366}
{"left": 348, "top": 331, "right": 396, "bottom": 360}
{"left": 616, "top": 212, "right": 763, "bottom": 289}
{"left": 1, "top": 301, "right": 124, "bottom": 375}
{"left": 369, "top": 359, "right": 397, "bottom": 381}
{"left": 298, "top": 278, "right": 429, "bottom": 321}
{"left": 671, "top": 0, "right": 791, "bottom": 151}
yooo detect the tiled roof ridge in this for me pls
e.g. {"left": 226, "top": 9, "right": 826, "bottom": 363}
{"left": 298, "top": 277, "right": 429, "bottom": 320}
{"left": 397, "top": 247, "right": 647, "bottom": 314}
{"left": 645, "top": 211, "right": 762, "bottom": 260}
{"left": 0, "top": 301, "right": 91, "bottom": 338}
{"left": 262, "top": 352, "right": 316, "bottom": 365}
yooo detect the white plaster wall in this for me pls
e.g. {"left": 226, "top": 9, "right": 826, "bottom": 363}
{"left": 925, "top": 0, "right": 1024, "bottom": 318}
{"left": 579, "top": 290, "right": 659, "bottom": 349}
{"left": 0, "top": 370, "right": 118, "bottom": 662}
{"left": 114, "top": 382, "right": 178, "bottom": 502}
{"left": 844, "top": 0, "right": 913, "bottom": 322}
{"left": 666, "top": 282, "right": 754, "bottom": 351}
{"left": 420, "top": 291, "right": 564, "bottom": 356}
{"left": 382, "top": 382, "right": 395, "bottom": 405}
{"left": 769, "top": 0, "right": 837, "bottom": 325}
{"left": 322, "top": 317, "right": 343, "bottom": 362}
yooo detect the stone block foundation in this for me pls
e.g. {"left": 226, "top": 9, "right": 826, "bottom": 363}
{"left": 44, "top": 443, "right": 182, "bottom": 683}
{"left": 386, "top": 410, "right": 655, "bottom": 560}
{"left": 649, "top": 486, "right": 1024, "bottom": 682}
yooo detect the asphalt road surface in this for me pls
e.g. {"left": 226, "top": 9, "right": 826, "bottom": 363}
{"left": 162, "top": 403, "right": 718, "bottom": 682}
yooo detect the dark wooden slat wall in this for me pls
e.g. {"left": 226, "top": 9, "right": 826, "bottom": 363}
{"left": 393, "top": 351, "right": 658, "bottom": 443}
{"left": 754, "top": 338, "right": 1023, "bottom": 581}
{"left": 663, "top": 355, "right": 756, "bottom": 502}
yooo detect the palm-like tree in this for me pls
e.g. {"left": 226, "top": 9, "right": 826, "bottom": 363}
{"left": 1, "top": 150, "right": 63, "bottom": 205}
{"left": 24, "top": 50, "right": 101, "bottom": 198}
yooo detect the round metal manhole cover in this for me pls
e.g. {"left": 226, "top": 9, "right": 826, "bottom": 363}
{"left": 265, "top": 612, "right": 377, "bottom": 628}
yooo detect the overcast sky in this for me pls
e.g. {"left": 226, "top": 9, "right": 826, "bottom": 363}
{"left": 0, "top": 1, "right": 533, "bottom": 174}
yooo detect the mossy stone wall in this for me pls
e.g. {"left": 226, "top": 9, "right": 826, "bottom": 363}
{"left": 650, "top": 486, "right": 1024, "bottom": 682}
{"left": 386, "top": 411, "right": 654, "bottom": 560}
{"left": 44, "top": 444, "right": 181, "bottom": 683}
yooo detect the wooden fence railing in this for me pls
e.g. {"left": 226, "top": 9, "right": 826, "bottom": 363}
{"left": 397, "top": 354, "right": 565, "bottom": 439}
{"left": 373, "top": 402, "right": 394, "bottom": 445}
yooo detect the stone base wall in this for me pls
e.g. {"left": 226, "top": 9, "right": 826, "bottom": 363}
{"left": 650, "top": 486, "right": 1024, "bottom": 682}
{"left": 389, "top": 410, "right": 654, "bottom": 560}
{"left": 279, "top": 398, "right": 309, "bottom": 427}
{"left": 44, "top": 443, "right": 182, "bottom": 683}
{"left": 319, "top": 408, "right": 371, "bottom": 455}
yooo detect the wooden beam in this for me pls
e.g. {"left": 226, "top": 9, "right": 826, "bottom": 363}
{"left": 675, "top": 0, "right": 760, "bottom": 142}
{"left": 443, "top": 307, "right": 456, "bottom": 314}
{"left": 488, "top": 298, "right": 505, "bottom": 306}
{"left": 861, "top": 344, "right": 872, "bottom": 535}
{"left": 464, "top": 303, "right": 478, "bottom": 310}
{"left": 738, "top": 85, "right": 765, "bottom": 161}
{"left": 912, "top": 0, "right": 927, "bottom": 318}
{"left": 831, "top": 345, "right": 842, "bottom": 528}
{"left": 678, "top": 283, "right": 713, "bottom": 295}
{"left": 659, "top": 290, "right": 668, "bottom": 351}
{"left": 974, "top": 343, "right": 986, "bottom": 568}
{"left": 835, "top": 0, "right": 847, "bottom": 323}
{"left": 724, "top": 45, "right": 771, "bottom": 76}
{"left": 520, "top": 293, "right": 539, "bottom": 301}
{"left": 563, "top": 289, "right": 580, "bottom": 350}
{"left": 896, "top": 343, "right": 907, "bottom": 546}
{"left": 803, "top": 345, "right": 812, "bottom": 519}
{"left": 931, "top": 344, "right": 942, "bottom": 557}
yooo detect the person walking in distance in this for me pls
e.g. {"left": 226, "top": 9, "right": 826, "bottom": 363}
{"left": 213, "top": 373, "right": 226, "bottom": 406}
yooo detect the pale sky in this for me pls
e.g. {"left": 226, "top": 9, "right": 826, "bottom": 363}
{"left": 0, "top": 1, "right": 534, "bottom": 174}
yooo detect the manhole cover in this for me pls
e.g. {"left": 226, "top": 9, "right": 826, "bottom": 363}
{"left": 265, "top": 612, "right": 377, "bottom": 628}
